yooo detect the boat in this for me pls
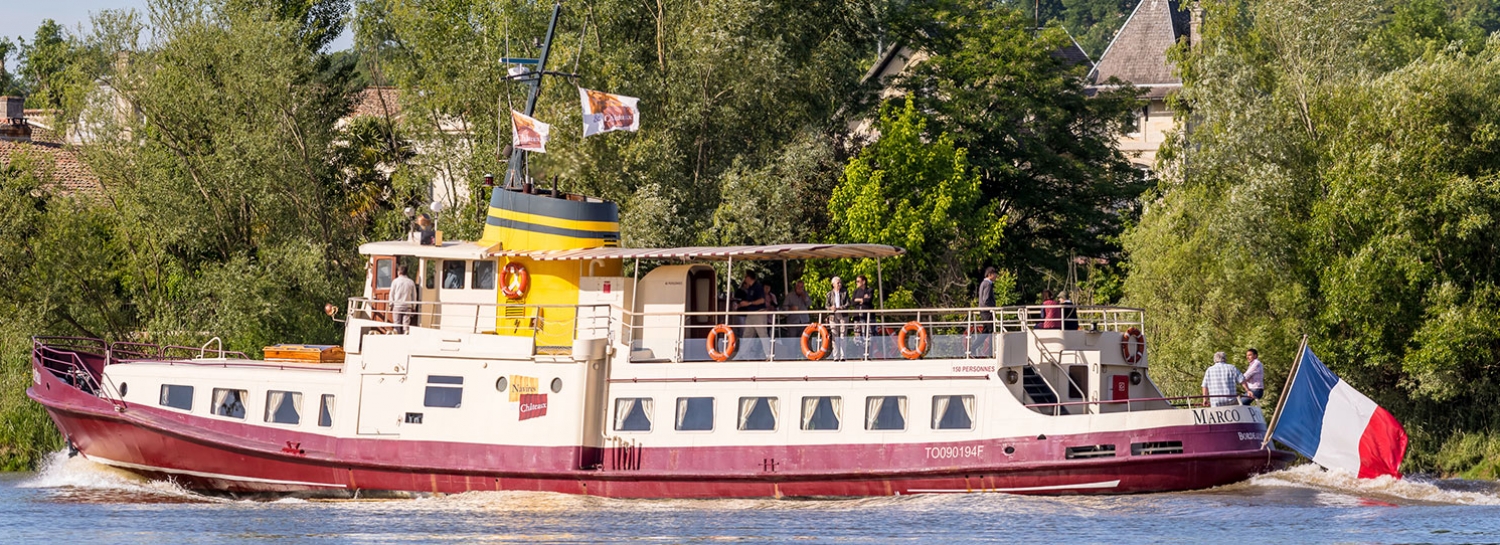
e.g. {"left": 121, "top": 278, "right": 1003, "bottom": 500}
{"left": 26, "top": 5, "right": 1291, "bottom": 497}
{"left": 27, "top": 180, "right": 1293, "bottom": 497}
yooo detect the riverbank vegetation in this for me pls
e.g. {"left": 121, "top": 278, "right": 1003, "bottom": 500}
{"left": 3, "top": 0, "right": 1500, "bottom": 476}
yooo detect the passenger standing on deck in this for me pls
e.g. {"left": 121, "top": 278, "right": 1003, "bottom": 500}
{"left": 826, "top": 276, "right": 849, "bottom": 359}
{"left": 1060, "top": 292, "right": 1079, "bottom": 331}
{"left": 1240, "top": 348, "right": 1265, "bottom": 405}
{"left": 783, "top": 280, "right": 812, "bottom": 335}
{"left": 389, "top": 264, "right": 418, "bottom": 333}
{"left": 976, "top": 267, "right": 998, "bottom": 333}
{"left": 1201, "top": 351, "right": 1248, "bottom": 407}
{"left": 1039, "top": 290, "right": 1061, "bottom": 329}
{"left": 735, "top": 272, "right": 770, "bottom": 359}
{"left": 851, "top": 275, "right": 875, "bottom": 340}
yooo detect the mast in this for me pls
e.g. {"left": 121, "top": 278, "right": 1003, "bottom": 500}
{"left": 504, "top": 3, "right": 563, "bottom": 190}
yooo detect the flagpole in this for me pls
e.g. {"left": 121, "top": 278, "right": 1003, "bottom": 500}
{"left": 1261, "top": 334, "right": 1308, "bottom": 449}
{"left": 504, "top": 2, "right": 563, "bottom": 190}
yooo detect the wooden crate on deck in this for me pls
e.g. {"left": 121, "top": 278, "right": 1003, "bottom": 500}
{"left": 264, "top": 344, "right": 345, "bottom": 363}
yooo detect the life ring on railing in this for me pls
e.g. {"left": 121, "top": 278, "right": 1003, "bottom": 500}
{"left": 897, "top": 321, "right": 930, "bottom": 360}
{"left": 1121, "top": 327, "right": 1146, "bottom": 364}
{"left": 500, "top": 263, "right": 530, "bottom": 299}
{"left": 801, "top": 323, "right": 832, "bottom": 361}
{"left": 706, "top": 324, "right": 737, "bottom": 362}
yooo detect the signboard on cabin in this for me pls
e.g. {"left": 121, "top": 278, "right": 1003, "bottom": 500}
{"left": 509, "top": 375, "right": 538, "bottom": 402}
{"left": 519, "top": 393, "right": 549, "bottom": 420}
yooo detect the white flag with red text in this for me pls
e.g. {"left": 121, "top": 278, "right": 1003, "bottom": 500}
{"left": 510, "top": 110, "right": 551, "bottom": 153}
{"left": 579, "top": 88, "right": 641, "bottom": 136}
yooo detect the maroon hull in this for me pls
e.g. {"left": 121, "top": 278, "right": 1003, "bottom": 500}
{"left": 29, "top": 363, "right": 1293, "bottom": 498}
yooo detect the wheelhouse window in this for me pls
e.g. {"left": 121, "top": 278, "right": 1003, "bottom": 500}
{"left": 932, "top": 395, "right": 976, "bottom": 430}
{"left": 318, "top": 394, "right": 335, "bottom": 427}
{"left": 213, "top": 388, "right": 248, "bottom": 419}
{"left": 265, "top": 391, "right": 303, "bottom": 425}
{"left": 424, "top": 375, "right": 463, "bottom": 408}
{"left": 737, "top": 397, "right": 778, "bottom": 431}
{"left": 614, "top": 398, "right": 653, "bottom": 432}
{"left": 159, "top": 384, "right": 194, "bottom": 411}
{"left": 442, "top": 260, "right": 466, "bottom": 289}
{"left": 472, "top": 260, "right": 497, "bottom": 290}
{"left": 375, "top": 259, "right": 393, "bottom": 288}
{"left": 675, "top": 397, "right": 714, "bottom": 431}
{"left": 801, "top": 396, "right": 842, "bottom": 431}
{"left": 865, "top": 396, "right": 907, "bottom": 431}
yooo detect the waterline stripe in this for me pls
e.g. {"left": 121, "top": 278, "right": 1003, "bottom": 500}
{"left": 85, "top": 455, "right": 347, "bottom": 488}
{"left": 909, "top": 479, "right": 1121, "bottom": 493}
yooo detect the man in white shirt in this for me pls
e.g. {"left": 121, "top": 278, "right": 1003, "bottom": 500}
{"left": 1240, "top": 348, "right": 1265, "bottom": 405}
{"left": 389, "top": 264, "right": 418, "bottom": 333}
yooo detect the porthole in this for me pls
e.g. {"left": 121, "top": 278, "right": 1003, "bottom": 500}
{"left": 495, "top": 376, "right": 509, "bottom": 393}
{"left": 119, "top": 383, "right": 128, "bottom": 397}
{"left": 550, "top": 378, "right": 563, "bottom": 393}
{"left": 1004, "top": 445, "right": 1015, "bottom": 455}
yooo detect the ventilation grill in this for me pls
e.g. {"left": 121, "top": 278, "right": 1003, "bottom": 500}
{"left": 1131, "top": 441, "right": 1184, "bottom": 455}
{"left": 1064, "top": 444, "right": 1116, "bottom": 459}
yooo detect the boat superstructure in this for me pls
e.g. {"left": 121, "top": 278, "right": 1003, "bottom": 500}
{"left": 28, "top": 183, "right": 1291, "bottom": 498}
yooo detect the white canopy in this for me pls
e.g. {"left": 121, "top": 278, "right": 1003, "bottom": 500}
{"left": 494, "top": 243, "right": 905, "bottom": 261}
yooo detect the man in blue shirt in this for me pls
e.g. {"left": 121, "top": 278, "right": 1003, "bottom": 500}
{"left": 735, "top": 272, "right": 769, "bottom": 359}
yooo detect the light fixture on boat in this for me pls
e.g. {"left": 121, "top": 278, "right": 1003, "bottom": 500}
{"left": 1004, "top": 369, "right": 1019, "bottom": 384}
{"left": 496, "top": 377, "right": 509, "bottom": 392}
{"left": 1130, "top": 371, "right": 1143, "bottom": 385}
{"left": 551, "top": 378, "right": 563, "bottom": 393}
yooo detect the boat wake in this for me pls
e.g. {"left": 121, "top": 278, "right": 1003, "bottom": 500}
{"left": 19, "top": 450, "right": 221, "bottom": 504}
{"left": 1246, "top": 463, "right": 1500, "bottom": 506}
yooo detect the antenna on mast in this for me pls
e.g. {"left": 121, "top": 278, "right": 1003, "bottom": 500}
{"left": 500, "top": 3, "right": 563, "bottom": 191}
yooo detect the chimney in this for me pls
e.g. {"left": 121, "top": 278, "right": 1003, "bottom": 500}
{"left": 1190, "top": 2, "right": 1204, "bottom": 49}
{"left": 1, "top": 96, "right": 32, "bottom": 142}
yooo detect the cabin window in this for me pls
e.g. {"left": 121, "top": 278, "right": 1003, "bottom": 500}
{"left": 472, "top": 260, "right": 497, "bottom": 290}
{"left": 424, "top": 375, "right": 463, "bottom": 408}
{"left": 675, "top": 397, "right": 714, "bottom": 431}
{"left": 212, "top": 388, "right": 248, "bottom": 419}
{"left": 318, "top": 395, "right": 335, "bottom": 427}
{"left": 737, "top": 397, "right": 778, "bottom": 431}
{"left": 423, "top": 260, "right": 436, "bottom": 290}
{"left": 614, "top": 398, "right": 653, "bottom": 432}
{"left": 442, "top": 260, "right": 466, "bottom": 289}
{"left": 865, "top": 396, "right": 907, "bottom": 431}
{"left": 375, "top": 259, "right": 394, "bottom": 288}
{"left": 159, "top": 384, "right": 194, "bottom": 411}
{"left": 800, "top": 396, "right": 842, "bottom": 431}
{"left": 265, "top": 390, "right": 303, "bottom": 425}
{"left": 932, "top": 395, "right": 976, "bottom": 430}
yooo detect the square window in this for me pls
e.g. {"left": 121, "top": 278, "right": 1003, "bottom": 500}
{"left": 472, "top": 261, "right": 497, "bottom": 290}
{"left": 800, "top": 396, "right": 841, "bottom": 431}
{"left": 159, "top": 384, "right": 194, "bottom": 411}
{"left": 614, "top": 398, "right": 654, "bottom": 431}
{"left": 212, "top": 388, "right": 248, "bottom": 419}
{"left": 932, "top": 395, "right": 976, "bottom": 430}
{"left": 675, "top": 397, "right": 714, "bottom": 431}
{"left": 865, "top": 396, "right": 906, "bottom": 431}
{"left": 265, "top": 391, "right": 303, "bottom": 424}
{"left": 737, "top": 397, "right": 778, "bottom": 431}
{"left": 424, "top": 375, "right": 463, "bottom": 408}
{"left": 442, "top": 260, "right": 466, "bottom": 289}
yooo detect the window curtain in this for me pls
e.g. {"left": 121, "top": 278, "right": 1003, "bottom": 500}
{"left": 615, "top": 398, "right": 635, "bottom": 430}
{"left": 802, "top": 397, "right": 818, "bottom": 430}
{"left": 897, "top": 396, "right": 908, "bottom": 425}
{"left": 830, "top": 397, "right": 842, "bottom": 429}
{"left": 932, "top": 396, "right": 951, "bottom": 429}
{"left": 864, "top": 396, "right": 882, "bottom": 432}
{"left": 676, "top": 398, "right": 690, "bottom": 429}
{"left": 266, "top": 391, "right": 286, "bottom": 421}
{"left": 766, "top": 398, "right": 778, "bottom": 428}
{"left": 213, "top": 389, "right": 232, "bottom": 415}
{"left": 159, "top": 387, "right": 172, "bottom": 406}
{"left": 321, "top": 395, "right": 335, "bottom": 426}
{"left": 640, "top": 398, "right": 654, "bottom": 428}
{"left": 739, "top": 398, "right": 756, "bottom": 430}
{"left": 961, "top": 396, "right": 976, "bottom": 426}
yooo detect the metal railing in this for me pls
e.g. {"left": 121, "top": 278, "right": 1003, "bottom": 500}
{"left": 345, "top": 297, "right": 615, "bottom": 346}
{"left": 1025, "top": 393, "right": 1251, "bottom": 413}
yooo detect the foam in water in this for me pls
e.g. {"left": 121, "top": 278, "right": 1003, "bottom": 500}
{"left": 1251, "top": 463, "right": 1500, "bottom": 506}
{"left": 19, "top": 450, "right": 218, "bottom": 502}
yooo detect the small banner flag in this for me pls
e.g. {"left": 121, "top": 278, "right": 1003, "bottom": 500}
{"left": 579, "top": 88, "right": 641, "bottom": 136}
{"left": 1270, "top": 345, "right": 1408, "bottom": 479}
{"left": 510, "top": 110, "right": 551, "bottom": 153}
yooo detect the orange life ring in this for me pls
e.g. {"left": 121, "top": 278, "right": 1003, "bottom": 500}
{"left": 897, "top": 321, "right": 929, "bottom": 360}
{"left": 801, "top": 323, "right": 832, "bottom": 361}
{"left": 1121, "top": 327, "right": 1146, "bottom": 364}
{"left": 501, "top": 262, "right": 530, "bottom": 299}
{"left": 706, "top": 324, "right": 737, "bottom": 362}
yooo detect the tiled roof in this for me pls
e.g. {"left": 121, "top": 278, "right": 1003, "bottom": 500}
{"left": 1089, "top": 0, "right": 1190, "bottom": 86}
{"left": 350, "top": 87, "right": 402, "bottom": 119}
{"left": 0, "top": 140, "right": 104, "bottom": 197}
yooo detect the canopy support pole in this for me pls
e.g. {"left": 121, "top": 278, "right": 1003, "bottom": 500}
{"left": 876, "top": 257, "right": 885, "bottom": 310}
{"left": 781, "top": 260, "right": 789, "bottom": 301}
{"left": 631, "top": 258, "right": 641, "bottom": 345}
{"left": 725, "top": 257, "right": 734, "bottom": 322}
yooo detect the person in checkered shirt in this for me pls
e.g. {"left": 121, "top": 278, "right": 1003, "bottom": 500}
{"left": 1200, "top": 351, "right": 1249, "bottom": 407}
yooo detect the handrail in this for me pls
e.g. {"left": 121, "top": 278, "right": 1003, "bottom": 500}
{"left": 1025, "top": 393, "right": 1246, "bottom": 411}
{"left": 200, "top": 337, "right": 225, "bottom": 359}
{"left": 1019, "top": 320, "right": 1088, "bottom": 412}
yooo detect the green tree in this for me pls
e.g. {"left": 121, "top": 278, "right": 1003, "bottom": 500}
{"left": 822, "top": 100, "right": 1006, "bottom": 307}
{"left": 892, "top": 0, "right": 1148, "bottom": 294}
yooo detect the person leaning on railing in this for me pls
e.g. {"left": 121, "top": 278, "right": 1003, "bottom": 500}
{"left": 1201, "top": 351, "right": 1250, "bottom": 407}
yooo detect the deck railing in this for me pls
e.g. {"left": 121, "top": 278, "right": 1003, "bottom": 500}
{"left": 344, "top": 297, "right": 615, "bottom": 348}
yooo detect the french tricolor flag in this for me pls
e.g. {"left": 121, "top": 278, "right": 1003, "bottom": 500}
{"left": 1270, "top": 345, "right": 1408, "bottom": 479}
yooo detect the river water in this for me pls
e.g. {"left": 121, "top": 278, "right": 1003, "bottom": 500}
{"left": 5, "top": 453, "right": 1500, "bottom": 544}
